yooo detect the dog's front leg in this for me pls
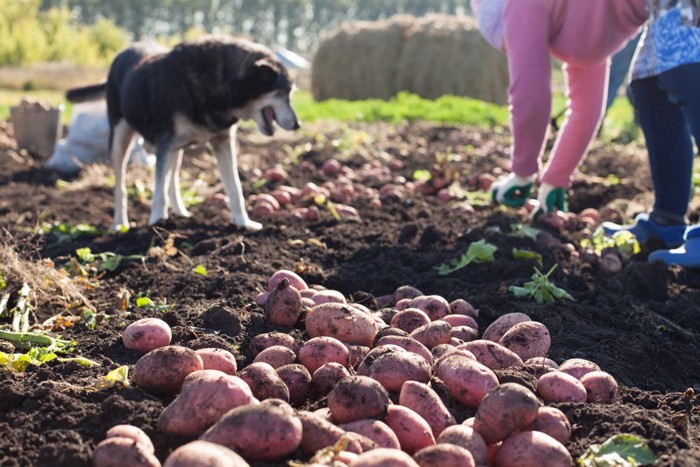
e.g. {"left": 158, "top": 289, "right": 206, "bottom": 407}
{"left": 211, "top": 128, "right": 262, "bottom": 231}
{"left": 149, "top": 140, "right": 175, "bottom": 226}
{"left": 111, "top": 121, "right": 135, "bottom": 232}
{"left": 168, "top": 148, "right": 191, "bottom": 218}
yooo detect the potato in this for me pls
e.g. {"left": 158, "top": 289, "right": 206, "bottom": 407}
{"left": 558, "top": 358, "right": 601, "bottom": 380}
{"left": 580, "top": 370, "right": 618, "bottom": 404}
{"left": 268, "top": 269, "right": 308, "bottom": 292}
{"left": 276, "top": 363, "right": 312, "bottom": 406}
{"left": 346, "top": 344, "right": 370, "bottom": 369}
{"left": 375, "top": 335, "right": 433, "bottom": 365}
{"left": 449, "top": 298, "right": 479, "bottom": 318}
{"left": 399, "top": 381, "right": 455, "bottom": 438}
{"left": 524, "top": 356, "right": 559, "bottom": 369}
{"left": 296, "top": 410, "right": 363, "bottom": 454}
{"left": 410, "top": 320, "right": 452, "bottom": 349}
{"left": 482, "top": 313, "right": 531, "bottom": 342}
{"left": 195, "top": 348, "right": 238, "bottom": 375}
{"left": 92, "top": 437, "right": 161, "bottom": 467}
{"left": 413, "top": 444, "right": 476, "bottom": 467}
{"left": 238, "top": 362, "right": 290, "bottom": 402}
{"left": 158, "top": 370, "right": 256, "bottom": 437}
{"left": 451, "top": 325, "right": 479, "bottom": 343}
{"left": 253, "top": 345, "right": 297, "bottom": 369}
{"left": 353, "top": 448, "right": 420, "bottom": 467}
{"left": 357, "top": 345, "right": 404, "bottom": 376}
{"left": 394, "top": 285, "right": 424, "bottom": 303}
{"left": 339, "top": 419, "right": 401, "bottom": 450}
{"left": 442, "top": 314, "right": 478, "bottom": 329}
{"left": 306, "top": 303, "right": 378, "bottom": 347}
{"left": 494, "top": 431, "right": 572, "bottom": 467}
{"left": 431, "top": 343, "right": 456, "bottom": 359}
{"left": 132, "top": 345, "right": 204, "bottom": 395}
{"left": 201, "top": 399, "right": 302, "bottom": 461}
{"left": 537, "top": 371, "right": 587, "bottom": 403}
{"left": 407, "top": 295, "right": 450, "bottom": 321}
{"left": 328, "top": 375, "right": 391, "bottom": 424}
{"left": 391, "top": 308, "right": 431, "bottom": 333}
{"left": 105, "top": 425, "right": 154, "bottom": 455}
{"left": 264, "top": 278, "right": 303, "bottom": 327}
{"left": 163, "top": 440, "right": 250, "bottom": 467}
{"left": 298, "top": 336, "right": 349, "bottom": 374}
{"left": 458, "top": 340, "right": 523, "bottom": 370}
{"left": 310, "top": 289, "right": 347, "bottom": 305}
{"left": 248, "top": 332, "right": 299, "bottom": 357}
{"left": 437, "top": 425, "right": 488, "bottom": 466}
{"left": 472, "top": 383, "right": 541, "bottom": 444}
{"left": 433, "top": 349, "right": 476, "bottom": 374}
{"left": 368, "top": 350, "right": 432, "bottom": 392}
{"left": 498, "top": 321, "right": 551, "bottom": 361}
{"left": 528, "top": 407, "right": 571, "bottom": 445}
{"left": 312, "top": 362, "right": 350, "bottom": 394}
{"left": 122, "top": 317, "right": 172, "bottom": 353}
{"left": 384, "top": 404, "right": 436, "bottom": 455}
{"left": 434, "top": 354, "right": 499, "bottom": 408}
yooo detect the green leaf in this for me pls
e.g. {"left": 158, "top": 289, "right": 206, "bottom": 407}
{"left": 82, "top": 309, "right": 97, "bottom": 330}
{"left": 578, "top": 434, "right": 656, "bottom": 467}
{"left": 437, "top": 239, "right": 497, "bottom": 275}
{"left": 97, "top": 253, "right": 122, "bottom": 272}
{"left": 413, "top": 169, "right": 432, "bottom": 181}
{"left": 512, "top": 249, "right": 543, "bottom": 267}
{"left": 511, "top": 223, "right": 542, "bottom": 241}
{"left": 136, "top": 297, "right": 155, "bottom": 308}
{"left": 194, "top": 264, "right": 208, "bottom": 276}
{"left": 509, "top": 265, "right": 574, "bottom": 303}
{"left": 75, "top": 247, "right": 95, "bottom": 263}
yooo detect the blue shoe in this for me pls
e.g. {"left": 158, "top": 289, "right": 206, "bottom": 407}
{"left": 648, "top": 226, "right": 700, "bottom": 268}
{"left": 600, "top": 213, "right": 686, "bottom": 249}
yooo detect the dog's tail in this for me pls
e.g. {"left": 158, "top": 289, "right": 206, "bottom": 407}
{"left": 65, "top": 82, "right": 107, "bottom": 103}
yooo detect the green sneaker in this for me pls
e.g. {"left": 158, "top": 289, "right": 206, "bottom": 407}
{"left": 532, "top": 183, "right": 568, "bottom": 219}
{"left": 491, "top": 173, "right": 536, "bottom": 208}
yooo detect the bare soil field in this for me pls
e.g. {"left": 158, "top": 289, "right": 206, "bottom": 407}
{"left": 0, "top": 119, "right": 698, "bottom": 466}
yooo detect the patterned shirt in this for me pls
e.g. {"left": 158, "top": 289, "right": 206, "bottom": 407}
{"left": 632, "top": 0, "right": 700, "bottom": 79}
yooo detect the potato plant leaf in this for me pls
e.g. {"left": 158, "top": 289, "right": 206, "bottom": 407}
{"left": 512, "top": 248, "right": 543, "bottom": 268}
{"left": 581, "top": 228, "right": 640, "bottom": 256}
{"left": 94, "top": 365, "right": 131, "bottom": 391}
{"left": 437, "top": 239, "right": 497, "bottom": 275}
{"left": 194, "top": 264, "right": 208, "bottom": 276}
{"left": 511, "top": 223, "right": 542, "bottom": 241}
{"left": 509, "top": 265, "right": 574, "bottom": 303}
{"left": 578, "top": 433, "right": 656, "bottom": 467}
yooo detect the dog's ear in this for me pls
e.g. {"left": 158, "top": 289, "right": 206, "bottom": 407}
{"left": 249, "top": 58, "right": 279, "bottom": 86}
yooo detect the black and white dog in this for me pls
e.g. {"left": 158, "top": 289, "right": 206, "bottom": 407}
{"left": 66, "top": 35, "right": 300, "bottom": 231}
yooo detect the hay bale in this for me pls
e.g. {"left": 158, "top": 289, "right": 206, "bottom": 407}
{"left": 397, "top": 15, "right": 509, "bottom": 104}
{"left": 311, "top": 14, "right": 509, "bottom": 104}
{"left": 311, "top": 15, "right": 416, "bottom": 101}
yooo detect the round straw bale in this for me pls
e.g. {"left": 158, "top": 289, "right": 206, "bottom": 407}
{"left": 397, "top": 14, "right": 508, "bottom": 104}
{"left": 312, "top": 15, "right": 416, "bottom": 101}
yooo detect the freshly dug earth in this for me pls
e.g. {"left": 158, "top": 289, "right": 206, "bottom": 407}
{"left": 0, "top": 118, "right": 698, "bottom": 466}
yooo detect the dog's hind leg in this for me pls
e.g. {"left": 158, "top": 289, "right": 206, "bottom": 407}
{"left": 211, "top": 127, "right": 262, "bottom": 231}
{"left": 168, "top": 148, "right": 191, "bottom": 218}
{"left": 111, "top": 120, "right": 136, "bottom": 232}
{"left": 149, "top": 140, "right": 176, "bottom": 226}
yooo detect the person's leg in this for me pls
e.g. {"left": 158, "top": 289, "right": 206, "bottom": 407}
{"left": 633, "top": 75, "right": 694, "bottom": 224}
{"left": 601, "top": 75, "right": 689, "bottom": 247}
{"left": 646, "top": 62, "right": 700, "bottom": 266}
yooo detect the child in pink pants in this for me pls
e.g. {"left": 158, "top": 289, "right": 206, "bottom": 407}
{"left": 473, "top": 0, "right": 647, "bottom": 216}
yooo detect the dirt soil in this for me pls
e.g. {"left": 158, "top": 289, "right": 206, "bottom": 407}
{"left": 0, "top": 118, "right": 698, "bottom": 466}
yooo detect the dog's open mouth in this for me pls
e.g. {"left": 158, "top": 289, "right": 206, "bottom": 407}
{"left": 262, "top": 106, "right": 276, "bottom": 135}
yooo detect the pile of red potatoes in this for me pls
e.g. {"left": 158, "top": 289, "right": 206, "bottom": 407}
{"left": 94, "top": 269, "right": 618, "bottom": 467}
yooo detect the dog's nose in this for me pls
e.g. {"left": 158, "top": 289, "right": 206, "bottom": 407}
{"left": 292, "top": 119, "right": 301, "bottom": 130}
